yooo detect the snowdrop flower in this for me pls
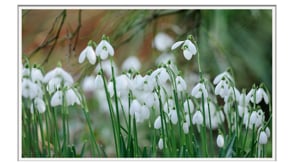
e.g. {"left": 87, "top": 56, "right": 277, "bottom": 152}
{"left": 95, "top": 74, "right": 104, "bottom": 89}
{"left": 154, "top": 116, "right": 162, "bottom": 129}
{"left": 66, "top": 88, "right": 81, "bottom": 106}
{"left": 121, "top": 56, "right": 141, "bottom": 71}
{"left": 176, "top": 75, "right": 187, "bottom": 92}
{"left": 248, "top": 87, "right": 269, "bottom": 104}
{"left": 43, "top": 67, "right": 74, "bottom": 86}
{"left": 79, "top": 46, "right": 96, "bottom": 64}
{"left": 183, "top": 122, "right": 189, "bottom": 134}
{"left": 154, "top": 32, "right": 174, "bottom": 51}
{"left": 156, "top": 53, "right": 175, "bottom": 65}
{"left": 213, "top": 71, "right": 233, "bottom": 85}
{"left": 192, "top": 110, "right": 203, "bottom": 125}
{"left": 191, "top": 82, "right": 208, "bottom": 99}
{"left": 216, "top": 134, "right": 224, "bottom": 148}
{"left": 51, "top": 90, "right": 63, "bottom": 107}
{"left": 22, "top": 65, "right": 30, "bottom": 78}
{"left": 265, "top": 127, "right": 271, "bottom": 138}
{"left": 183, "top": 99, "right": 194, "bottom": 113}
{"left": 151, "top": 67, "right": 169, "bottom": 85}
{"left": 214, "top": 79, "right": 229, "bottom": 98}
{"left": 95, "top": 39, "right": 114, "bottom": 60}
{"left": 22, "top": 79, "right": 38, "bottom": 99}
{"left": 82, "top": 76, "right": 96, "bottom": 92}
{"left": 171, "top": 39, "right": 197, "bottom": 60}
{"left": 47, "top": 77, "right": 62, "bottom": 94}
{"left": 158, "top": 138, "right": 163, "bottom": 150}
{"left": 30, "top": 98, "right": 46, "bottom": 114}
{"left": 169, "top": 109, "right": 178, "bottom": 125}
{"left": 130, "top": 99, "right": 141, "bottom": 116}
{"left": 224, "top": 87, "right": 240, "bottom": 102}
{"left": 249, "top": 110, "right": 264, "bottom": 129}
{"left": 258, "top": 131, "right": 268, "bottom": 144}
{"left": 31, "top": 67, "right": 44, "bottom": 83}
{"left": 95, "top": 60, "right": 117, "bottom": 78}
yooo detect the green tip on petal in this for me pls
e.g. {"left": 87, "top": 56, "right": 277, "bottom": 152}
{"left": 57, "top": 61, "right": 62, "bottom": 67}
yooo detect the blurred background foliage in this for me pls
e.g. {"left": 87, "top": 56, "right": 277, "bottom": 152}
{"left": 22, "top": 9, "right": 272, "bottom": 91}
{"left": 22, "top": 9, "right": 272, "bottom": 157}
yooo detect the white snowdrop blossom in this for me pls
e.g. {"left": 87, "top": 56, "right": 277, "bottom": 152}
{"left": 82, "top": 76, "right": 96, "bottom": 92}
{"left": 192, "top": 110, "right": 203, "bottom": 125}
{"left": 43, "top": 67, "right": 74, "bottom": 86}
{"left": 22, "top": 79, "right": 38, "bottom": 99}
{"left": 248, "top": 88, "right": 269, "bottom": 104}
{"left": 191, "top": 82, "right": 208, "bottom": 99}
{"left": 171, "top": 39, "right": 197, "bottom": 60}
{"left": 121, "top": 56, "right": 141, "bottom": 71}
{"left": 215, "top": 79, "right": 230, "bottom": 98}
{"left": 213, "top": 71, "right": 233, "bottom": 85}
{"left": 183, "top": 99, "right": 194, "bottom": 113}
{"left": 169, "top": 109, "right": 178, "bottom": 125}
{"left": 156, "top": 53, "right": 175, "bottom": 65}
{"left": 183, "top": 122, "right": 189, "bottom": 134}
{"left": 79, "top": 46, "right": 96, "bottom": 64}
{"left": 265, "top": 127, "right": 271, "bottom": 138}
{"left": 66, "top": 88, "right": 81, "bottom": 106}
{"left": 248, "top": 110, "right": 264, "bottom": 129}
{"left": 95, "top": 74, "right": 104, "bottom": 89}
{"left": 176, "top": 75, "right": 187, "bottom": 92}
{"left": 95, "top": 60, "right": 117, "bottom": 78}
{"left": 154, "top": 32, "right": 174, "bottom": 51}
{"left": 151, "top": 67, "right": 169, "bottom": 85}
{"left": 31, "top": 98, "right": 46, "bottom": 114}
{"left": 130, "top": 99, "right": 141, "bottom": 116}
{"left": 154, "top": 116, "right": 162, "bottom": 129}
{"left": 31, "top": 67, "right": 44, "bottom": 83}
{"left": 258, "top": 131, "right": 268, "bottom": 144}
{"left": 216, "top": 135, "right": 224, "bottom": 148}
{"left": 95, "top": 40, "right": 114, "bottom": 60}
{"left": 158, "top": 138, "right": 163, "bottom": 150}
{"left": 51, "top": 90, "right": 63, "bottom": 107}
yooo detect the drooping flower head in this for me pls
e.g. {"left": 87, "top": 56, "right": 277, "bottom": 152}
{"left": 95, "top": 36, "right": 114, "bottom": 60}
{"left": 171, "top": 35, "right": 197, "bottom": 60}
{"left": 79, "top": 44, "right": 96, "bottom": 65}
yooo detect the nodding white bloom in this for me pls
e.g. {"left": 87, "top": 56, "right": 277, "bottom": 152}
{"left": 22, "top": 79, "right": 38, "bottom": 99}
{"left": 248, "top": 87, "right": 269, "bottom": 104}
{"left": 258, "top": 131, "right": 268, "bottom": 144}
{"left": 151, "top": 67, "right": 169, "bottom": 85}
{"left": 238, "top": 105, "right": 249, "bottom": 117}
{"left": 249, "top": 109, "right": 264, "bottom": 129}
{"left": 214, "top": 79, "right": 230, "bottom": 98}
{"left": 183, "top": 99, "right": 194, "bottom": 113}
{"left": 22, "top": 66, "right": 30, "bottom": 78}
{"left": 30, "top": 98, "right": 46, "bottom": 114}
{"left": 31, "top": 67, "right": 44, "bottom": 83}
{"left": 171, "top": 39, "right": 197, "bottom": 60}
{"left": 107, "top": 81, "right": 114, "bottom": 97}
{"left": 163, "top": 99, "right": 175, "bottom": 113}
{"left": 66, "top": 88, "right": 81, "bottom": 106}
{"left": 82, "top": 76, "right": 96, "bottom": 92}
{"left": 43, "top": 67, "right": 74, "bottom": 86}
{"left": 204, "top": 101, "right": 224, "bottom": 129}
{"left": 176, "top": 75, "right": 187, "bottom": 92}
{"left": 213, "top": 71, "right": 233, "bottom": 85}
{"left": 224, "top": 87, "right": 240, "bottom": 102}
{"left": 154, "top": 116, "right": 162, "bottom": 129}
{"left": 47, "top": 77, "right": 62, "bottom": 94}
{"left": 130, "top": 99, "right": 141, "bottom": 116}
{"left": 121, "top": 56, "right": 141, "bottom": 71}
{"left": 216, "top": 135, "right": 224, "bottom": 148}
{"left": 239, "top": 92, "right": 250, "bottom": 107}
{"left": 183, "top": 122, "right": 189, "bottom": 134}
{"left": 169, "top": 109, "right": 178, "bottom": 125}
{"left": 95, "top": 40, "right": 114, "bottom": 60}
{"left": 154, "top": 32, "right": 174, "bottom": 51}
{"left": 158, "top": 138, "right": 164, "bottom": 150}
{"left": 51, "top": 90, "right": 63, "bottom": 107}
{"left": 192, "top": 110, "right": 203, "bottom": 125}
{"left": 79, "top": 46, "right": 96, "bottom": 64}
{"left": 95, "top": 74, "right": 104, "bottom": 89}
{"left": 191, "top": 82, "right": 208, "bottom": 99}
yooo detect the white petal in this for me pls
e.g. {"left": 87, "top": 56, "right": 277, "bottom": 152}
{"left": 249, "top": 111, "right": 257, "bottom": 127}
{"left": 191, "top": 83, "right": 201, "bottom": 98}
{"left": 183, "top": 99, "right": 194, "bottom": 113}
{"left": 262, "top": 90, "right": 269, "bottom": 104}
{"left": 265, "top": 127, "right": 271, "bottom": 138}
{"left": 183, "top": 122, "right": 189, "bottom": 134}
{"left": 95, "top": 41, "right": 104, "bottom": 56}
{"left": 51, "top": 91, "right": 62, "bottom": 107}
{"left": 154, "top": 116, "right": 162, "bottom": 129}
{"left": 216, "top": 135, "right": 224, "bottom": 148}
{"left": 171, "top": 41, "right": 184, "bottom": 50}
{"left": 193, "top": 111, "right": 203, "bottom": 125}
{"left": 100, "top": 50, "right": 108, "bottom": 60}
{"left": 213, "top": 73, "right": 224, "bottom": 85}
{"left": 35, "top": 98, "right": 46, "bottom": 113}
{"left": 158, "top": 138, "right": 163, "bottom": 150}
{"left": 255, "top": 88, "right": 263, "bottom": 104}
{"left": 170, "top": 110, "right": 178, "bottom": 125}
{"left": 258, "top": 131, "right": 268, "bottom": 144}
{"left": 183, "top": 49, "right": 193, "bottom": 60}
{"left": 104, "top": 40, "right": 115, "bottom": 56}
{"left": 86, "top": 46, "right": 97, "bottom": 64}
{"left": 185, "top": 40, "right": 197, "bottom": 55}
{"left": 95, "top": 75, "right": 104, "bottom": 89}
{"left": 130, "top": 99, "right": 141, "bottom": 116}
{"left": 78, "top": 48, "right": 87, "bottom": 63}
{"left": 66, "top": 89, "right": 80, "bottom": 106}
